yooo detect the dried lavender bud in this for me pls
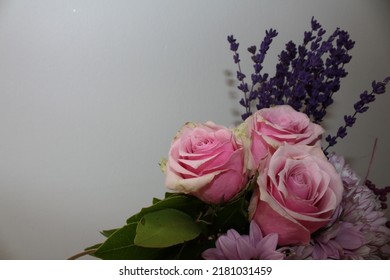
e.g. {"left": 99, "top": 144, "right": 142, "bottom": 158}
{"left": 233, "top": 53, "right": 240, "bottom": 64}
{"left": 249, "top": 90, "right": 258, "bottom": 100}
{"left": 344, "top": 115, "right": 356, "bottom": 127}
{"left": 236, "top": 71, "right": 246, "bottom": 81}
{"left": 372, "top": 80, "right": 387, "bottom": 94}
{"left": 337, "top": 126, "right": 347, "bottom": 138}
{"left": 253, "top": 63, "right": 262, "bottom": 73}
{"left": 304, "top": 31, "right": 315, "bottom": 44}
{"left": 227, "top": 35, "right": 239, "bottom": 51}
{"left": 318, "top": 28, "right": 326, "bottom": 37}
{"left": 247, "top": 45, "right": 256, "bottom": 54}
{"left": 325, "top": 135, "right": 337, "bottom": 146}
{"left": 251, "top": 74, "right": 260, "bottom": 84}
{"left": 227, "top": 35, "right": 235, "bottom": 44}
{"left": 238, "top": 83, "right": 249, "bottom": 93}
{"left": 241, "top": 112, "right": 251, "bottom": 120}
{"left": 311, "top": 16, "right": 321, "bottom": 31}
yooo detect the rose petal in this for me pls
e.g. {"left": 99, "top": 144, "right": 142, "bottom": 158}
{"left": 165, "top": 121, "right": 246, "bottom": 203}
{"left": 254, "top": 194, "right": 311, "bottom": 245}
{"left": 251, "top": 143, "right": 343, "bottom": 245}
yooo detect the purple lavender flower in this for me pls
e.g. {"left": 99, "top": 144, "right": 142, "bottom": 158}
{"left": 324, "top": 77, "right": 390, "bottom": 154}
{"left": 228, "top": 29, "right": 278, "bottom": 120}
{"left": 229, "top": 18, "right": 360, "bottom": 124}
{"left": 202, "top": 221, "right": 284, "bottom": 260}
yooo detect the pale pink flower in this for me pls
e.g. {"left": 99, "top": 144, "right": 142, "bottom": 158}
{"left": 340, "top": 182, "right": 389, "bottom": 259}
{"left": 328, "top": 153, "right": 360, "bottom": 187}
{"left": 245, "top": 105, "right": 324, "bottom": 171}
{"left": 326, "top": 154, "right": 390, "bottom": 259}
{"left": 249, "top": 144, "right": 343, "bottom": 245}
{"left": 202, "top": 221, "right": 284, "bottom": 260}
{"left": 165, "top": 121, "right": 246, "bottom": 204}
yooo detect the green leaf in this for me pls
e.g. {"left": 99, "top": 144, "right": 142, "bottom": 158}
{"left": 100, "top": 228, "right": 119, "bottom": 238}
{"left": 126, "top": 193, "right": 204, "bottom": 224}
{"left": 84, "top": 243, "right": 102, "bottom": 251}
{"left": 94, "top": 223, "right": 164, "bottom": 259}
{"left": 134, "top": 208, "right": 201, "bottom": 248}
{"left": 164, "top": 192, "right": 177, "bottom": 198}
{"left": 213, "top": 196, "right": 249, "bottom": 234}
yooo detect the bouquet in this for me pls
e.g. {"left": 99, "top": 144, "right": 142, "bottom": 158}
{"left": 74, "top": 18, "right": 390, "bottom": 260}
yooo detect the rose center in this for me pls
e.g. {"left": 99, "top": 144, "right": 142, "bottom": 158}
{"left": 192, "top": 137, "right": 214, "bottom": 152}
{"left": 267, "top": 114, "right": 302, "bottom": 132}
{"left": 287, "top": 171, "right": 310, "bottom": 199}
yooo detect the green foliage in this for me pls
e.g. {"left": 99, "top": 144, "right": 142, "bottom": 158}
{"left": 93, "top": 223, "right": 166, "bottom": 260}
{"left": 100, "top": 228, "right": 119, "bottom": 238}
{"left": 134, "top": 209, "right": 202, "bottom": 248}
{"left": 126, "top": 193, "right": 205, "bottom": 224}
{"left": 87, "top": 190, "right": 251, "bottom": 260}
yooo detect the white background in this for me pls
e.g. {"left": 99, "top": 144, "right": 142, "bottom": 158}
{"left": 0, "top": 260, "right": 387, "bottom": 279}
{"left": 0, "top": 0, "right": 389, "bottom": 259}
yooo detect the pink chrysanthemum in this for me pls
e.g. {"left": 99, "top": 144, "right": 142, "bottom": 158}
{"left": 312, "top": 222, "right": 368, "bottom": 259}
{"left": 341, "top": 185, "right": 390, "bottom": 259}
{"left": 313, "top": 153, "right": 390, "bottom": 259}
{"left": 202, "top": 221, "right": 284, "bottom": 260}
{"left": 286, "top": 154, "right": 390, "bottom": 259}
{"left": 328, "top": 153, "right": 360, "bottom": 187}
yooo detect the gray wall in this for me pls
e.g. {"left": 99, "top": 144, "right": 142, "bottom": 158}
{"left": 0, "top": 0, "right": 389, "bottom": 259}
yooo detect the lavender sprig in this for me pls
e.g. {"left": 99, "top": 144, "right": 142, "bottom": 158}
{"left": 228, "top": 29, "right": 278, "bottom": 120}
{"left": 228, "top": 35, "right": 251, "bottom": 120}
{"left": 250, "top": 29, "right": 278, "bottom": 110}
{"left": 260, "top": 17, "right": 354, "bottom": 123}
{"left": 323, "top": 77, "right": 390, "bottom": 154}
{"left": 228, "top": 17, "right": 355, "bottom": 123}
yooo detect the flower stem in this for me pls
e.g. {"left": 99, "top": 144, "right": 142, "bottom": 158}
{"left": 364, "top": 138, "right": 378, "bottom": 183}
{"left": 67, "top": 249, "right": 97, "bottom": 260}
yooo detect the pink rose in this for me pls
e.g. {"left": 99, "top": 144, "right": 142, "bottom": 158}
{"left": 249, "top": 144, "right": 343, "bottom": 246}
{"left": 165, "top": 121, "right": 246, "bottom": 204}
{"left": 245, "top": 105, "right": 324, "bottom": 171}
